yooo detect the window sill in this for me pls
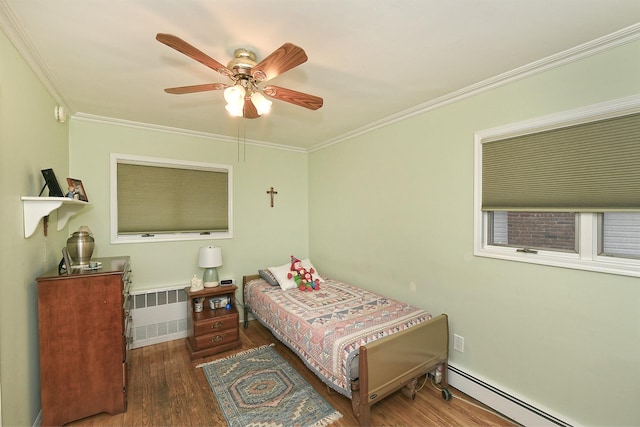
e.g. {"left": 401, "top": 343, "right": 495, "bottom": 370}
{"left": 475, "top": 246, "right": 640, "bottom": 278}
{"left": 111, "top": 231, "right": 232, "bottom": 244}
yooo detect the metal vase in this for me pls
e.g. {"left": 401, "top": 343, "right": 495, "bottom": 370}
{"left": 66, "top": 228, "right": 95, "bottom": 265}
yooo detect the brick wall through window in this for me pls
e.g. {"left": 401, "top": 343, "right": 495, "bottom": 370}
{"left": 507, "top": 212, "right": 576, "bottom": 252}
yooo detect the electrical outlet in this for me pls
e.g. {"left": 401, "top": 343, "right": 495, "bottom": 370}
{"left": 453, "top": 334, "right": 465, "bottom": 353}
{"left": 409, "top": 281, "right": 417, "bottom": 292}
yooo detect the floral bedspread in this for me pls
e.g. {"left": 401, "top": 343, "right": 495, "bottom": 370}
{"left": 244, "top": 277, "right": 431, "bottom": 397}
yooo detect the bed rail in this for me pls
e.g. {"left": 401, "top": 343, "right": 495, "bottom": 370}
{"left": 353, "top": 313, "right": 449, "bottom": 425}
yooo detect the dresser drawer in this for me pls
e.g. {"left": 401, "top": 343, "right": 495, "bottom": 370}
{"left": 194, "top": 312, "right": 238, "bottom": 336}
{"left": 193, "top": 327, "right": 239, "bottom": 350}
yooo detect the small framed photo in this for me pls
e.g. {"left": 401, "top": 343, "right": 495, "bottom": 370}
{"left": 40, "top": 168, "right": 65, "bottom": 197}
{"left": 66, "top": 178, "right": 88, "bottom": 202}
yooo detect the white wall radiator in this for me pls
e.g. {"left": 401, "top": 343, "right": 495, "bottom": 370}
{"left": 130, "top": 286, "right": 189, "bottom": 349}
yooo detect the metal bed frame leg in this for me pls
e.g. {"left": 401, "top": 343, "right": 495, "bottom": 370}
{"left": 243, "top": 304, "right": 249, "bottom": 329}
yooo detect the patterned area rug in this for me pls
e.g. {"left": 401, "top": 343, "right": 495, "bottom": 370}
{"left": 198, "top": 344, "right": 342, "bottom": 427}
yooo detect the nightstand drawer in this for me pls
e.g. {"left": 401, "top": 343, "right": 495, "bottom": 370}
{"left": 194, "top": 312, "right": 238, "bottom": 336}
{"left": 193, "top": 328, "right": 239, "bottom": 350}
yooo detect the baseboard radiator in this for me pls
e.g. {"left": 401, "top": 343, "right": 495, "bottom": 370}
{"left": 447, "top": 365, "right": 575, "bottom": 427}
{"left": 130, "top": 286, "right": 189, "bottom": 349}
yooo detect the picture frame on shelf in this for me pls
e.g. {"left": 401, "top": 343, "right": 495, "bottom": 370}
{"left": 40, "top": 169, "right": 65, "bottom": 197}
{"left": 66, "top": 178, "right": 88, "bottom": 202}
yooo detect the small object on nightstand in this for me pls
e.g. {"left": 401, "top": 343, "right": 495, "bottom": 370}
{"left": 225, "top": 296, "right": 232, "bottom": 310}
{"left": 190, "top": 274, "right": 204, "bottom": 292}
{"left": 194, "top": 297, "right": 204, "bottom": 312}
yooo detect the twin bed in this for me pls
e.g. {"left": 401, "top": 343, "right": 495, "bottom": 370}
{"left": 242, "top": 263, "right": 450, "bottom": 425}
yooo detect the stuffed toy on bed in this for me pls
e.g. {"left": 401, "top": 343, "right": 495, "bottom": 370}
{"left": 287, "top": 256, "right": 320, "bottom": 291}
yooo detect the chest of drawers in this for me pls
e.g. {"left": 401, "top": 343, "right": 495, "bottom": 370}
{"left": 37, "top": 256, "right": 132, "bottom": 426}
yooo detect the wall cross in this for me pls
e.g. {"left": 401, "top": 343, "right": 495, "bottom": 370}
{"left": 266, "top": 187, "right": 278, "bottom": 207}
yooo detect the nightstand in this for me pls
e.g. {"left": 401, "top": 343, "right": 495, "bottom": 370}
{"left": 185, "top": 285, "right": 241, "bottom": 359}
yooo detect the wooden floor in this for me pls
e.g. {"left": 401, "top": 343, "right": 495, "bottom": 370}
{"left": 68, "top": 320, "right": 517, "bottom": 426}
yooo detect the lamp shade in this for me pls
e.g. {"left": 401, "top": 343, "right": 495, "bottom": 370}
{"left": 250, "top": 91, "right": 272, "bottom": 115}
{"left": 198, "top": 246, "right": 222, "bottom": 268}
{"left": 223, "top": 85, "right": 245, "bottom": 104}
{"left": 225, "top": 102, "right": 244, "bottom": 117}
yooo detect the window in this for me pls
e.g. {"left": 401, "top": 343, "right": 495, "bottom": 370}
{"left": 489, "top": 211, "right": 576, "bottom": 253}
{"left": 600, "top": 212, "right": 640, "bottom": 259}
{"left": 110, "top": 154, "right": 233, "bottom": 243}
{"left": 474, "top": 96, "right": 640, "bottom": 277}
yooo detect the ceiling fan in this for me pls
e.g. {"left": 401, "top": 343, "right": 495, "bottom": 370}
{"left": 156, "top": 33, "right": 323, "bottom": 119}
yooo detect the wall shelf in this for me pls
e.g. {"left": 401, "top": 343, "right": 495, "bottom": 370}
{"left": 21, "top": 196, "right": 89, "bottom": 238}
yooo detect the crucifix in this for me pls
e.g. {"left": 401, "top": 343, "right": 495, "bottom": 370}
{"left": 266, "top": 187, "right": 278, "bottom": 207}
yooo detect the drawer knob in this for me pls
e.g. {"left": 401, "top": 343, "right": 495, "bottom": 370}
{"left": 212, "top": 335, "right": 224, "bottom": 342}
{"left": 211, "top": 321, "right": 223, "bottom": 329}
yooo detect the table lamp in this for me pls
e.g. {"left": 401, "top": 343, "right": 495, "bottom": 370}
{"left": 199, "top": 246, "right": 222, "bottom": 288}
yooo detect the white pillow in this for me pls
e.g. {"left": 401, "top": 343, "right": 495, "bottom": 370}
{"left": 301, "top": 258, "right": 324, "bottom": 283}
{"left": 268, "top": 263, "right": 298, "bottom": 290}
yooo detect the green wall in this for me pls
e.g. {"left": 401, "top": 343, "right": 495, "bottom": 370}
{"left": 67, "top": 119, "right": 309, "bottom": 294}
{"left": 309, "top": 40, "right": 640, "bottom": 425}
{"left": 1, "top": 28, "right": 70, "bottom": 425}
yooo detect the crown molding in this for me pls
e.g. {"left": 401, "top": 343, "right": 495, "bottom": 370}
{"left": 308, "top": 23, "right": 640, "bottom": 153}
{"left": 0, "top": 0, "right": 72, "bottom": 112}
{"left": 72, "top": 113, "right": 307, "bottom": 153}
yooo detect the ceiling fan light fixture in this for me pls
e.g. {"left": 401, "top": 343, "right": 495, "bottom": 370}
{"left": 157, "top": 35, "right": 323, "bottom": 119}
{"left": 225, "top": 102, "right": 244, "bottom": 117}
{"left": 223, "top": 84, "right": 246, "bottom": 105}
{"left": 251, "top": 91, "right": 272, "bottom": 115}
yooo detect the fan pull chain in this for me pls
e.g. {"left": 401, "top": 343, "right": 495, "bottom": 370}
{"left": 236, "top": 118, "right": 247, "bottom": 162}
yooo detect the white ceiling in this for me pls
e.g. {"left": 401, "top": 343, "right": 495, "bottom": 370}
{"left": 1, "top": 1, "right": 639, "bottom": 151}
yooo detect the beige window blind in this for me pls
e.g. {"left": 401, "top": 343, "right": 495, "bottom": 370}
{"left": 482, "top": 112, "right": 640, "bottom": 212}
{"left": 117, "top": 163, "right": 229, "bottom": 234}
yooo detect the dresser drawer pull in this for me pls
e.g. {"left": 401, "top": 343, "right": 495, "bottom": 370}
{"left": 212, "top": 335, "right": 224, "bottom": 343}
{"left": 211, "top": 322, "right": 224, "bottom": 329}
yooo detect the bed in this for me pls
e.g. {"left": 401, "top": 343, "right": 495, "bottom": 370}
{"left": 242, "top": 265, "right": 449, "bottom": 426}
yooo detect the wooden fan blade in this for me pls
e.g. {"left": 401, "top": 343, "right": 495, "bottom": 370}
{"left": 156, "top": 33, "right": 233, "bottom": 78}
{"left": 251, "top": 43, "right": 307, "bottom": 82}
{"left": 164, "top": 83, "right": 228, "bottom": 94}
{"left": 263, "top": 85, "right": 323, "bottom": 110}
{"left": 243, "top": 97, "right": 260, "bottom": 119}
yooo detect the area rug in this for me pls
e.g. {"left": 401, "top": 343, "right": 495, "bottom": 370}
{"left": 198, "top": 344, "right": 342, "bottom": 427}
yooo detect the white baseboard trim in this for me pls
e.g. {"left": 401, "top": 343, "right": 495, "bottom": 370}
{"left": 447, "top": 364, "right": 577, "bottom": 427}
{"left": 131, "top": 330, "right": 189, "bottom": 349}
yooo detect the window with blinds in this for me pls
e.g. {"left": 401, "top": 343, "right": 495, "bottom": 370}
{"left": 110, "top": 154, "right": 233, "bottom": 243}
{"left": 482, "top": 112, "right": 640, "bottom": 212}
{"left": 474, "top": 96, "right": 640, "bottom": 278}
